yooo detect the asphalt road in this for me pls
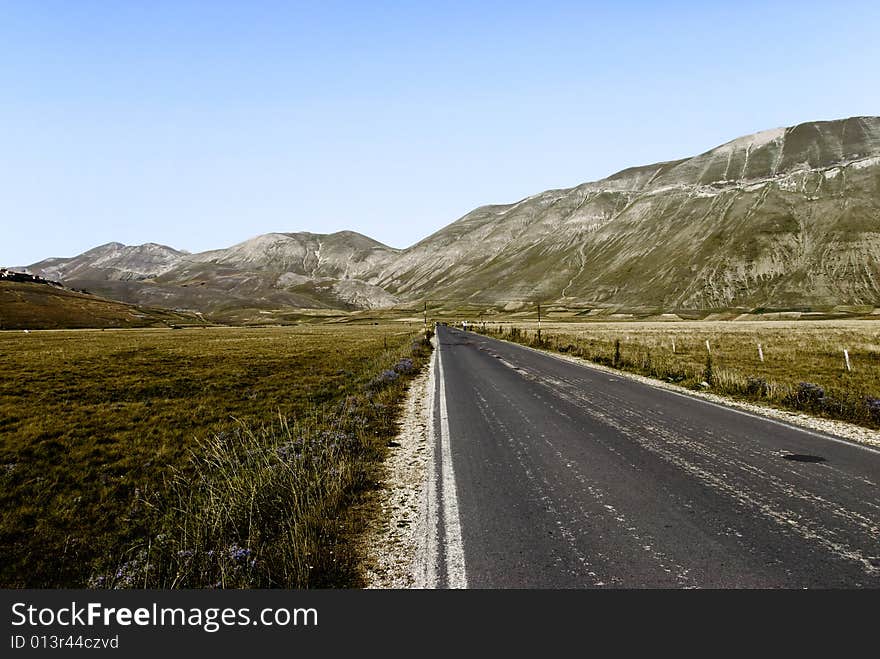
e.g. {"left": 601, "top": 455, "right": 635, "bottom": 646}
{"left": 426, "top": 325, "right": 880, "bottom": 588}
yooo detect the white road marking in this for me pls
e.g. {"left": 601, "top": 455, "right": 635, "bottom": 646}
{"left": 437, "top": 339, "right": 469, "bottom": 588}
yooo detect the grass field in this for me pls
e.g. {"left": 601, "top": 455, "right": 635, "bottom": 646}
{"left": 477, "top": 320, "right": 880, "bottom": 429}
{"left": 0, "top": 323, "right": 430, "bottom": 587}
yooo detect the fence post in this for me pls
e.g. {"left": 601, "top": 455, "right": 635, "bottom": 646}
{"left": 844, "top": 349, "right": 852, "bottom": 372}
{"left": 757, "top": 343, "right": 764, "bottom": 362}
{"left": 537, "top": 302, "right": 541, "bottom": 344}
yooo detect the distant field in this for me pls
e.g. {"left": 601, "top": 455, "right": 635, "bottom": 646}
{"left": 478, "top": 320, "right": 880, "bottom": 429}
{"left": 0, "top": 324, "right": 429, "bottom": 587}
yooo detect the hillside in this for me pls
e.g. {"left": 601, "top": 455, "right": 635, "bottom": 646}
{"left": 0, "top": 279, "right": 207, "bottom": 330}
{"left": 370, "top": 116, "right": 880, "bottom": 310}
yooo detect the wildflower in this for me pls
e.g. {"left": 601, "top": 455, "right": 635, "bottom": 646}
{"left": 393, "top": 358, "right": 414, "bottom": 374}
{"left": 378, "top": 369, "right": 399, "bottom": 384}
{"left": 227, "top": 543, "right": 252, "bottom": 564}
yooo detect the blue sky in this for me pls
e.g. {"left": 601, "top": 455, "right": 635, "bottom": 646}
{"left": 2, "top": 1, "right": 879, "bottom": 265}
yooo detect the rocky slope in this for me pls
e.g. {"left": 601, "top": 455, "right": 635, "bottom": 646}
{"left": 370, "top": 116, "right": 880, "bottom": 310}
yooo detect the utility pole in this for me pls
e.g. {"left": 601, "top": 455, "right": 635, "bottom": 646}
{"left": 424, "top": 300, "right": 428, "bottom": 337}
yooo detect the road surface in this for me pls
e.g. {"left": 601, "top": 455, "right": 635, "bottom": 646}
{"left": 422, "top": 325, "right": 880, "bottom": 588}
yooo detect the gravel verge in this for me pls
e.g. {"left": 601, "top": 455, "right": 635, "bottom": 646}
{"left": 363, "top": 361, "right": 434, "bottom": 588}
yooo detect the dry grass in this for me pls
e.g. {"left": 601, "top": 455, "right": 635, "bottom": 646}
{"left": 0, "top": 280, "right": 206, "bottom": 329}
{"left": 477, "top": 320, "right": 880, "bottom": 429}
{"left": 0, "top": 324, "right": 430, "bottom": 587}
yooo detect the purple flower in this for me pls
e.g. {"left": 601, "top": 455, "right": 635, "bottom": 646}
{"left": 393, "top": 358, "right": 414, "bottom": 374}
{"left": 227, "top": 543, "right": 252, "bottom": 563}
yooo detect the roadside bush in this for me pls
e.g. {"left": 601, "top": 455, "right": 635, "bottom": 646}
{"left": 746, "top": 377, "right": 769, "bottom": 397}
{"left": 791, "top": 382, "right": 826, "bottom": 409}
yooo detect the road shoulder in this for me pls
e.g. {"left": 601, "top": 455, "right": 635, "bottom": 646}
{"left": 363, "top": 355, "right": 434, "bottom": 588}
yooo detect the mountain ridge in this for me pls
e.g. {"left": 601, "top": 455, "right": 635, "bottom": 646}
{"left": 18, "top": 115, "right": 880, "bottom": 316}
{"left": 367, "top": 115, "right": 880, "bottom": 309}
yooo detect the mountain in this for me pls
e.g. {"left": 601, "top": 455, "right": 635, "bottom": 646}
{"left": 370, "top": 116, "right": 880, "bottom": 310}
{"left": 19, "top": 116, "right": 880, "bottom": 315}
{"left": 27, "top": 242, "right": 188, "bottom": 281}
{"left": 193, "top": 231, "right": 396, "bottom": 279}
{"left": 24, "top": 232, "right": 400, "bottom": 319}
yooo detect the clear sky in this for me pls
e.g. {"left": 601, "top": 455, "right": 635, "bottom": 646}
{"left": 2, "top": 0, "right": 879, "bottom": 265}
